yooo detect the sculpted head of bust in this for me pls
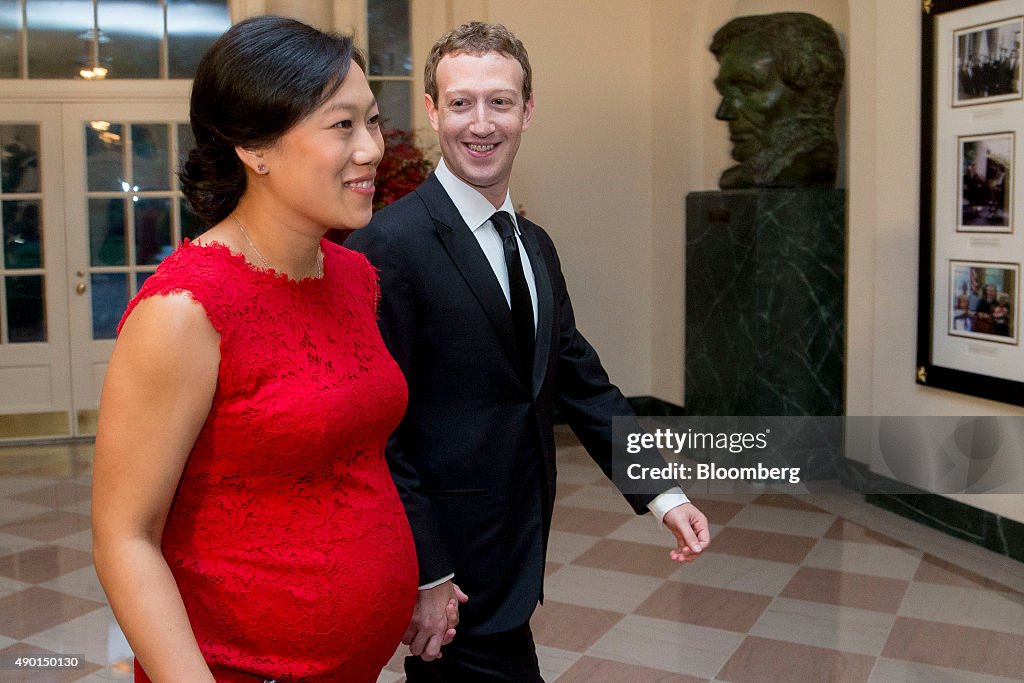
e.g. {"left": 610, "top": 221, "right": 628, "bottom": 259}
{"left": 711, "top": 12, "right": 844, "bottom": 189}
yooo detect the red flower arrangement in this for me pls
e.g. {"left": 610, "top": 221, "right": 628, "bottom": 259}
{"left": 373, "top": 127, "right": 434, "bottom": 212}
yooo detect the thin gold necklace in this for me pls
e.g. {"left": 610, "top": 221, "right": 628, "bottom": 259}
{"left": 231, "top": 214, "right": 322, "bottom": 279}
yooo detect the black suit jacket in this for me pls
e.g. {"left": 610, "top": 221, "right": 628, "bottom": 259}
{"left": 346, "top": 173, "right": 661, "bottom": 634}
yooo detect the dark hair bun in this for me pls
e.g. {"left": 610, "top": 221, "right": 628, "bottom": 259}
{"left": 180, "top": 141, "right": 246, "bottom": 226}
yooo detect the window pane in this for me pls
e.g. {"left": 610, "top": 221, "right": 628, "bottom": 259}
{"left": 367, "top": 0, "right": 410, "bottom": 76}
{"left": 132, "top": 123, "right": 170, "bottom": 190}
{"left": 6, "top": 274, "right": 46, "bottom": 342}
{"left": 1, "top": 125, "right": 40, "bottom": 193}
{"left": 3, "top": 200, "right": 42, "bottom": 268}
{"left": 98, "top": 0, "right": 161, "bottom": 78}
{"left": 85, "top": 121, "right": 125, "bottom": 191}
{"left": 371, "top": 80, "right": 411, "bottom": 131}
{"left": 91, "top": 271, "right": 127, "bottom": 339}
{"left": 89, "top": 197, "right": 125, "bottom": 266}
{"left": 134, "top": 196, "right": 170, "bottom": 265}
{"left": 167, "top": 0, "right": 229, "bottom": 79}
{"left": 26, "top": 0, "right": 93, "bottom": 78}
{"left": 0, "top": 0, "right": 21, "bottom": 78}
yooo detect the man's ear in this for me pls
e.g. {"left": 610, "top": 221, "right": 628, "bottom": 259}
{"left": 424, "top": 93, "right": 440, "bottom": 132}
{"left": 235, "top": 146, "right": 268, "bottom": 175}
{"left": 521, "top": 94, "right": 535, "bottom": 131}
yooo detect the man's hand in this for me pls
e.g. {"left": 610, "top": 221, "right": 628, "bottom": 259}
{"left": 663, "top": 502, "right": 711, "bottom": 563}
{"left": 402, "top": 580, "right": 470, "bottom": 661}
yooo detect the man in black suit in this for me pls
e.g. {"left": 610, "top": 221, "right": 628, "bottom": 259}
{"left": 346, "top": 22, "right": 709, "bottom": 682}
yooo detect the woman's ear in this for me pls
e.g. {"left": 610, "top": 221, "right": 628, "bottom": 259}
{"left": 235, "top": 146, "right": 269, "bottom": 175}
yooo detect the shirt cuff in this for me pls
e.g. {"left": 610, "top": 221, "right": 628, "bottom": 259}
{"left": 418, "top": 573, "right": 455, "bottom": 590}
{"left": 646, "top": 487, "right": 689, "bottom": 526}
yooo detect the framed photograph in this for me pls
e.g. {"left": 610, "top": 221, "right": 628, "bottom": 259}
{"left": 948, "top": 260, "right": 1018, "bottom": 343}
{"left": 957, "top": 132, "right": 1014, "bottom": 232}
{"left": 953, "top": 15, "right": 1023, "bottom": 106}
{"left": 919, "top": 0, "right": 1024, "bottom": 406}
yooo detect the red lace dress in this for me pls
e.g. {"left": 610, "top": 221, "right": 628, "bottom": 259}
{"left": 122, "top": 240, "right": 417, "bottom": 682}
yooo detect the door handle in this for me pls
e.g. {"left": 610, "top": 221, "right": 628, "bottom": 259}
{"left": 76, "top": 282, "right": 87, "bottom": 295}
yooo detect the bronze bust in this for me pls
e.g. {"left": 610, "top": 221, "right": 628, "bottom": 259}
{"left": 711, "top": 12, "right": 844, "bottom": 189}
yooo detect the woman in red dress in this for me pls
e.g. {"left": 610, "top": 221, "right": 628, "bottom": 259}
{"left": 92, "top": 17, "right": 427, "bottom": 682}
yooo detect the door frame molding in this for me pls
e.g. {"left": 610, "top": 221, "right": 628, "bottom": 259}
{"left": 2, "top": 81, "right": 191, "bottom": 105}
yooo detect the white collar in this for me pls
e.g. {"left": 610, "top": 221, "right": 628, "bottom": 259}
{"left": 434, "top": 158, "right": 518, "bottom": 233}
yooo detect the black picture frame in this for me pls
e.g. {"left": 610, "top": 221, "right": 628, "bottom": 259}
{"left": 918, "top": 0, "right": 1024, "bottom": 405}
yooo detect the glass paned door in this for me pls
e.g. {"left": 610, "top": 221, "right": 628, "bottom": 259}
{"left": 0, "top": 104, "right": 72, "bottom": 439}
{"left": 64, "top": 103, "right": 189, "bottom": 434}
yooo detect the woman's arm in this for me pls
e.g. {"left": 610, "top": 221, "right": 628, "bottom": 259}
{"left": 92, "top": 293, "right": 220, "bottom": 682}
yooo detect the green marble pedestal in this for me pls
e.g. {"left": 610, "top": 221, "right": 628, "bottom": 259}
{"left": 685, "top": 189, "right": 845, "bottom": 416}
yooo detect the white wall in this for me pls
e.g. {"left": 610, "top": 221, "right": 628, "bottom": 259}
{"left": 648, "top": 1, "right": 707, "bottom": 403}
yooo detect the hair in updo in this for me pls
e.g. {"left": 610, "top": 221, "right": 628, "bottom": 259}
{"left": 180, "top": 15, "right": 365, "bottom": 225}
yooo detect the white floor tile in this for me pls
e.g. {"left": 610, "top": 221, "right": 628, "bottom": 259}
{"left": 536, "top": 644, "right": 580, "bottom": 680}
{"left": 750, "top": 597, "right": 896, "bottom": 656}
{"left": 545, "top": 530, "right": 600, "bottom": 564}
{"left": 24, "top": 606, "right": 130, "bottom": 668}
{"left": 727, "top": 503, "right": 836, "bottom": 538}
{"left": 588, "top": 614, "right": 744, "bottom": 679}
{"left": 607, "top": 513, "right": 677, "bottom": 547}
{"left": 0, "top": 499, "right": 52, "bottom": 525}
{"left": 0, "top": 574, "right": 29, "bottom": 598}
{"left": 803, "top": 537, "right": 923, "bottom": 580}
{"left": 39, "top": 565, "right": 107, "bottom": 604}
{"left": 898, "top": 582, "right": 1024, "bottom": 635}
{"left": 53, "top": 529, "right": 93, "bottom": 553}
{"left": 0, "top": 531, "right": 45, "bottom": 556}
{"left": 0, "top": 475, "right": 59, "bottom": 497}
{"left": 869, "top": 657, "right": 1024, "bottom": 683}
{"left": 542, "top": 565, "right": 662, "bottom": 614}
{"left": 668, "top": 551, "right": 799, "bottom": 596}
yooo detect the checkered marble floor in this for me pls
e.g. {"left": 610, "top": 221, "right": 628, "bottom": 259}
{"left": 2, "top": 428, "right": 1023, "bottom": 682}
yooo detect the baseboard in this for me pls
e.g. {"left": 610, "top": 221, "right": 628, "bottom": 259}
{"left": 626, "top": 395, "right": 686, "bottom": 417}
{"left": 865, "top": 492, "right": 1024, "bottom": 563}
{"left": 837, "top": 458, "right": 1022, "bottom": 563}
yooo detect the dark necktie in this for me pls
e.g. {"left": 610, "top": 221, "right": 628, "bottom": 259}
{"left": 491, "top": 211, "right": 535, "bottom": 382}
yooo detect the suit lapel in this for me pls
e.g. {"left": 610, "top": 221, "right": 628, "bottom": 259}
{"left": 417, "top": 176, "right": 521, "bottom": 376}
{"left": 520, "top": 223, "right": 553, "bottom": 399}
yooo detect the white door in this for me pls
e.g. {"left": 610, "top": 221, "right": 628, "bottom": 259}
{"left": 0, "top": 104, "right": 73, "bottom": 438}
{"left": 0, "top": 100, "right": 190, "bottom": 440}
{"left": 63, "top": 102, "right": 192, "bottom": 437}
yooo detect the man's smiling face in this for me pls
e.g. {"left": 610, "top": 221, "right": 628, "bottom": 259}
{"left": 426, "top": 51, "right": 534, "bottom": 207}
